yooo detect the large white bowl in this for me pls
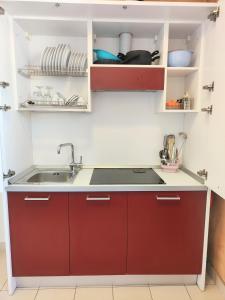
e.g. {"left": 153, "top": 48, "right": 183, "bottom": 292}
{"left": 168, "top": 50, "right": 193, "bottom": 67}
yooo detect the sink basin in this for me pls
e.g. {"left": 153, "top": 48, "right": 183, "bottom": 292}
{"left": 27, "top": 171, "right": 75, "bottom": 183}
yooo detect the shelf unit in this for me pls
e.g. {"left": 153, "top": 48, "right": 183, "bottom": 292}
{"left": 12, "top": 16, "right": 204, "bottom": 113}
{"left": 12, "top": 17, "right": 90, "bottom": 112}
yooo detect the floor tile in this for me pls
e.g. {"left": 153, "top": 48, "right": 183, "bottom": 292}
{"left": 186, "top": 285, "right": 225, "bottom": 300}
{"left": 36, "top": 288, "right": 75, "bottom": 300}
{"left": 0, "top": 250, "right": 7, "bottom": 290}
{"left": 205, "top": 273, "right": 216, "bottom": 285}
{"left": 75, "top": 287, "right": 112, "bottom": 300}
{"left": 0, "top": 289, "right": 37, "bottom": 300}
{"left": 0, "top": 281, "right": 7, "bottom": 291}
{"left": 114, "top": 286, "right": 152, "bottom": 300}
{"left": 150, "top": 285, "right": 190, "bottom": 300}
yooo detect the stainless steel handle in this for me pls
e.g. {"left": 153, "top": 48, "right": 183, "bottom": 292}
{"left": 86, "top": 196, "right": 111, "bottom": 201}
{"left": 24, "top": 196, "right": 50, "bottom": 201}
{"left": 156, "top": 196, "right": 181, "bottom": 201}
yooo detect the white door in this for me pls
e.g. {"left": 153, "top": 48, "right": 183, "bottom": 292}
{"left": 0, "top": 14, "right": 33, "bottom": 294}
{"left": 206, "top": 0, "right": 225, "bottom": 199}
{"left": 0, "top": 15, "right": 33, "bottom": 178}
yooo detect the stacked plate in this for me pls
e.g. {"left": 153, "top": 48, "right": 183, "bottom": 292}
{"left": 68, "top": 50, "right": 87, "bottom": 74}
{"left": 40, "top": 44, "right": 87, "bottom": 74}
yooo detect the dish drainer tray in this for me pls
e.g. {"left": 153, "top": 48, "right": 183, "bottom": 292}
{"left": 18, "top": 66, "right": 88, "bottom": 78}
{"left": 20, "top": 99, "right": 88, "bottom": 109}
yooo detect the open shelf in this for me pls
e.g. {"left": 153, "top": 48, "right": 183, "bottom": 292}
{"left": 92, "top": 21, "right": 166, "bottom": 66}
{"left": 167, "top": 67, "right": 198, "bottom": 77}
{"left": 12, "top": 17, "right": 89, "bottom": 112}
{"left": 18, "top": 106, "right": 90, "bottom": 113}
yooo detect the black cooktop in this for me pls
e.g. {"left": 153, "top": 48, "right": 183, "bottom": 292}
{"left": 90, "top": 168, "right": 165, "bottom": 185}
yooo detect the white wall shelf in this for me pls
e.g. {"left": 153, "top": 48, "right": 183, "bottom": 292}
{"left": 167, "top": 67, "right": 198, "bottom": 77}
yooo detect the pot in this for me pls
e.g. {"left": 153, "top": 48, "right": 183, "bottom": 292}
{"left": 118, "top": 50, "right": 160, "bottom": 65}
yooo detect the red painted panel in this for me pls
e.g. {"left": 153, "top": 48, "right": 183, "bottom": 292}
{"left": 8, "top": 192, "right": 69, "bottom": 276}
{"left": 127, "top": 191, "right": 206, "bottom": 274}
{"left": 69, "top": 192, "right": 127, "bottom": 275}
{"left": 91, "top": 67, "right": 165, "bottom": 91}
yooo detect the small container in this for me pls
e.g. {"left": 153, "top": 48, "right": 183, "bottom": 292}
{"left": 183, "top": 92, "right": 191, "bottom": 110}
{"left": 119, "top": 32, "right": 133, "bottom": 55}
{"left": 161, "top": 161, "right": 179, "bottom": 173}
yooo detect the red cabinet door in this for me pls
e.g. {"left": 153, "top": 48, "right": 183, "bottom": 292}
{"left": 8, "top": 192, "right": 69, "bottom": 276}
{"left": 127, "top": 191, "right": 206, "bottom": 274}
{"left": 91, "top": 67, "right": 165, "bottom": 91}
{"left": 69, "top": 192, "right": 127, "bottom": 275}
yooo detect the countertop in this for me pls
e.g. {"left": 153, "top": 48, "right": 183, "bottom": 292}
{"left": 6, "top": 166, "right": 207, "bottom": 192}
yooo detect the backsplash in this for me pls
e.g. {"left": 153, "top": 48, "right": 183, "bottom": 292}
{"left": 31, "top": 92, "right": 184, "bottom": 166}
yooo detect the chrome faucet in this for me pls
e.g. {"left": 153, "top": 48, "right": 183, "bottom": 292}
{"left": 57, "top": 143, "right": 83, "bottom": 175}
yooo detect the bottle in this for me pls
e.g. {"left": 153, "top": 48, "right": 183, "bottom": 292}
{"left": 183, "top": 92, "right": 191, "bottom": 110}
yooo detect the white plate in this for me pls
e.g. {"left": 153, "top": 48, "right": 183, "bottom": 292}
{"left": 51, "top": 46, "right": 57, "bottom": 72}
{"left": 44, "top": 47, "right": 51, "bottom": 72}
{"left": 72, "top": 52, "right": 79, "bottom": 72}
{"left": 40, "top": 47, "right": 48, "bottom": 71}
{"left": 58, "top": 44, "right": 66, "bottom": 72}
{"left": 74, "top": 52, "right": 80, "bottom": 71}
{"left": 61, "top": 45, "right": 71, "bottom": 71}
{"left": 68, "top": 50, "right": 75, "bottom": 73}
{"left": 42, "top": 47, "right": 50, "bottom": 71}
{"left": 46, "top": 47, "right": 54, "bottom": 72}
{"left": 49, "top": 47, "right": 56, "bottom": 72}
{"left": 56, "top": 44, "right": 63, "bottom": 71}
{"left": 77, "top": 53, "right": 83, "bottom": 71}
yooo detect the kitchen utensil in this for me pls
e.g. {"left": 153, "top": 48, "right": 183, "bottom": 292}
{"left": 93, "top": 49, "right": 121, "bottom": 62}
{"left": 119, "top": 32, "right": 133, "bottom": 55}
{"left": 166, "top": 134, "right": 175, "bottom": 161}
{"left": 118, "top": 50, "right": 160, "bottom": 65}
{"left": 168, "top": 50, "right": 193, "bottom": 67}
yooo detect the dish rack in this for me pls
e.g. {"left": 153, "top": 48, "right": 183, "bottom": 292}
{"left": 20, "top": 99, "right": 88, "bottom": 109}
{"left": 18, "top": 66, "right": 88, "bottom": 78}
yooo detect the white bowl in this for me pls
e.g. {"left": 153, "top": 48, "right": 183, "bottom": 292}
{"left": 168, "top": 50, "right": 193, "bottom": 67}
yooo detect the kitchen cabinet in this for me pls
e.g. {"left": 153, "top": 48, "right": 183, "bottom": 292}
{"left": 127, "top": 191, "right": 206, "bottom": 274}
{"left": 69, "top": 192, "right": 127, "bottom": 275}
{"left": 91, "top": 67, "right": 165, "bottom": 91}
{"left": 8, "top": 192, "right": 69, "bottom": 276}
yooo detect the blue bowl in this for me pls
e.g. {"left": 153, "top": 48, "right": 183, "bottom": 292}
{"left": 93, "top": 49, "right": 121, "bottom": 61}
{"left": 168, "top": 50, "right": 193, "bottom": 67}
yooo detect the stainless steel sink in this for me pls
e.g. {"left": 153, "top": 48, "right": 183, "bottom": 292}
{"left": 9, "top": 167, "right": 77, "bottom": 185}
{"left": 27, "top": 171, "right": 75, "bottom": 183}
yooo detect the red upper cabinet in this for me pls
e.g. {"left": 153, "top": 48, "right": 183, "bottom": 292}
{"left": 69, "top": 192, "right": 127, "bottom": 275}
{"left": 91, "top": 67, "right": 165, "bottom": 91}
{"left": 127, "top": 191, "right": 206, "bottom": 275}
{"left": 8, "top": 192, "right": 69, "bottom": 276}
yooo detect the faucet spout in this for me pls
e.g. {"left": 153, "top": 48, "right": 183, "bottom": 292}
{"left": 57, "top": 143, "right": 82, "bottom": 175}
{"left": 57, "top": 143, "right": 75, "bottom": 163}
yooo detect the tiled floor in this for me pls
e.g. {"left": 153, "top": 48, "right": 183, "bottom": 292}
{"left": 0, "top": 250, "right": 225, "bottom": 300}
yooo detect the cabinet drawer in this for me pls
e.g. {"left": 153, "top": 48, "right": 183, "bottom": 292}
{"left": 91, "top": 67, "right": 165, "bottom": 91}
{"left": 127, "top": 191, "right": 207, "bottom": 274}
{"left": 8, "top": 192, "right": 69, "bottom": 276}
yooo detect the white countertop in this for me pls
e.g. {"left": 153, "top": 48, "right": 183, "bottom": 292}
{"left": 6, "top": 167, "right": 207, "bottom": 192}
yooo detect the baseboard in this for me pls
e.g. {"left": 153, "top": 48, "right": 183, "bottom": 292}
{"left": 207, "top": 263, "right": 225, "bottom": 298}
{"left": 16, "top": 275, "right": 197, "bottom": 288}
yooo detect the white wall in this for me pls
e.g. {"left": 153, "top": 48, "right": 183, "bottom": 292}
{"left": 32, "top": 92, "right": 184, "bottom": 166}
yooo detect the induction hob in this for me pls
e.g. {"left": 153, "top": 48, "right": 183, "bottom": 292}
{"left": 90, "top": 168, "right": 165, "bottom": 185}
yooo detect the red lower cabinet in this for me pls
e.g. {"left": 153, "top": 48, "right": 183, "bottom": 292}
{"left": 127, "top": 191, "right": 207, "bottom": 274}
{"left": 8, "top": 192, "right": 69, "bottom": 276}
{"left": 69, "top": 192, "right": 127, "bottom": 275}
